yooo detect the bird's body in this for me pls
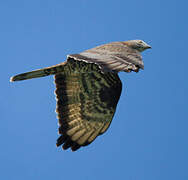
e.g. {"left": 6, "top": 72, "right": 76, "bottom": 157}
{"left": 10, "top": 40, "right": 151, "bottom": 151}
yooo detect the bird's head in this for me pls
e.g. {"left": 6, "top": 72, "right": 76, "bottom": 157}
{"left": 124, "top": 40, "right": 151, "bottom": 52}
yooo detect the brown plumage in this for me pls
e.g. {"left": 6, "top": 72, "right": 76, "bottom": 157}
{"left": 10, "top": 40, "right": 151, "bottom": 151}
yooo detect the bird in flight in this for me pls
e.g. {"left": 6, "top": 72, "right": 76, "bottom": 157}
{"left": 10, "top": 40, "right": 151, "bottom": 151}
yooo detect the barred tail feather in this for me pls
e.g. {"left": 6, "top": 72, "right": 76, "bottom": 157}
{"left": 10, "top": 62, "right": 66, "bottom": 82}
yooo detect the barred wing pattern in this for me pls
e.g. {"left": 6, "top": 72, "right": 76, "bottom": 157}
{"left": 55, "top": 59, "right": 122, "bottom": 151}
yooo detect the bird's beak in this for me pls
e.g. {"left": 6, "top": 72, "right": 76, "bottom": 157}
{"left": 145, "top": 43, "right": 151, "bottom": 49}
{"left": 143, "top": 42, "right": 151, "bottom": 49}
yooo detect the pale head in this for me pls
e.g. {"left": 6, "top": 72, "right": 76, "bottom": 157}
{"left": 124, "top": 40, "right": 151, "bottom": 52}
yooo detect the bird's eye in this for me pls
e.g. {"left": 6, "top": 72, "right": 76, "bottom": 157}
{"left": 139, "top": 40, "right": 143, "bottom": 44}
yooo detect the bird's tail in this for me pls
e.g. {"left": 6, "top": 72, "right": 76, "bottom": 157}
{"left": 10, "top": 62, "right": 67, "bottom": 82}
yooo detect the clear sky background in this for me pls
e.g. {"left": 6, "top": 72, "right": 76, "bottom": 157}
{"left": 1, "top": 0, "right": 188, "bottom": 179}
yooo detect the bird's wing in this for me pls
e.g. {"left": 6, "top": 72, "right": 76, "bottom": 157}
{"left": 69, "top": 41, "right": 144, "bottom": 73}
{"left": 55, "top": 58, "right": 122, "bottom": 151}
{"left": 10, "top": 42, "right": 143, "bottom": 82}
{"left": 10, "top": 62, "right": 67, "bottom": 82}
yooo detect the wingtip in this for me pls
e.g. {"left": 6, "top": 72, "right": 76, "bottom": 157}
{"left": 10, "top": 75, "right": 20, "bottom": 82}
{"left": 9, "top": 73, "right": 30, "bottom": 82}
{"left": 10, "top": 76, "right": 15, "bottom": 82}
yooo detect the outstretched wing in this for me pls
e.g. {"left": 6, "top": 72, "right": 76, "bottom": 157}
{"left": 55, "top": 59, "right": 122, "bottom": 151}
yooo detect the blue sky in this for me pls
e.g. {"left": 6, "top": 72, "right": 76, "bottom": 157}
{"left": 1, "top": 0, "right": 188, "bottom": 179}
